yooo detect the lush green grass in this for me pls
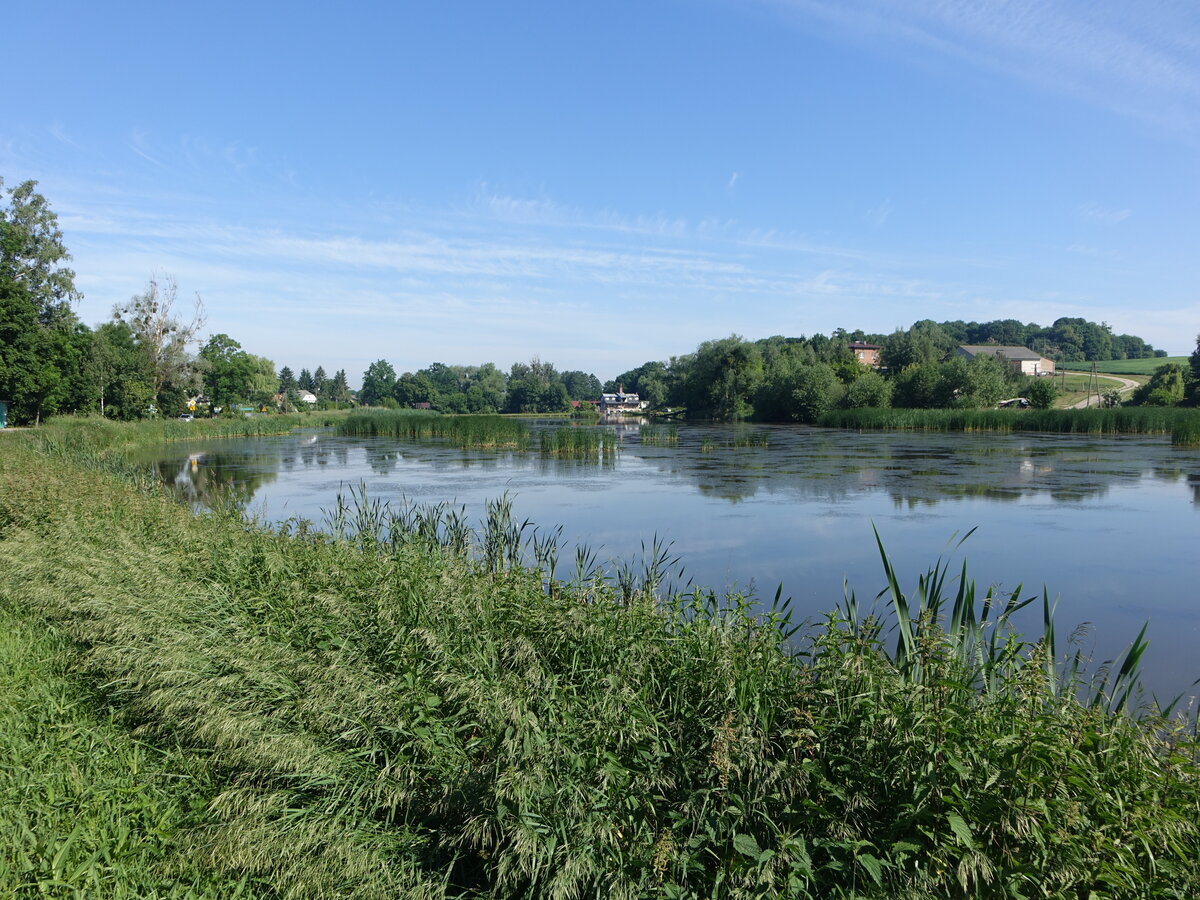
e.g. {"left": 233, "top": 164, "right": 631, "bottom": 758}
{"left": 818, "top": 405, "right": 1200, "bottom": 445}
{"left": 1062, "top": 356, "right": 1190, "bottom": 376}
{"left": 339, "top": 409, "right": 530, "bottom": 449}
{"left": 1, "top": 423, "right": 1198, "bottom": 898}
{"left": 0, "top": 599, "right": 267, "bottom": 897}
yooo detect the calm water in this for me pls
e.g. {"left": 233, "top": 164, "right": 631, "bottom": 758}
{"left": 146, "top": 422, "right": 1200, "bottom": 701}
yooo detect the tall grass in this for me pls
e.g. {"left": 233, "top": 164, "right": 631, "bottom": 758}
{"left": 537, "top": 425, "right": 618, "bottom": 457}
{"left": 640, "top": 425, "right": 680, "bottom": 446}
{"left": 0, "top": 593, "right": 266, "bottom": 897}
{"left": 1, "top": 422, "right": 1198, "bottom": 898}
{"left": 1173, "top": 414, "right": 1200, "bottom": 447}
{"left": 819, "top": 405, "right": 1200, "bottom": 439}
{"left": 23, "top": 412, "right": 334, "bottom": 455}
{"left": 339, "top": 409, "right": 530, "bottom": 449}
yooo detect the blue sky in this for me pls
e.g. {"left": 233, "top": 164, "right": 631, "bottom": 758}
{"left": 5, "top": 0, "right": 1198, "bottom": 384}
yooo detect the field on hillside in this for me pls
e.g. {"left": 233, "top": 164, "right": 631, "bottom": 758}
{"left": 1061, "top": 356, "right": 1188, "bottom": 375}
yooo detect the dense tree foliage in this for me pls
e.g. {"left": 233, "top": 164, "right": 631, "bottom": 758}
{"left": 1130, "top": 364, "right": 1188, "bottom": 407}
{"left": 200, "top": 334, "right": 277, "bottom": 409}
{"left": 935, "top": 316, "right": 1162, "bottom": 363}
{"left": 358, "top": 360, "right": 397, "bottom": 407}
{"left": 0, "top": 179, "right": 86, "bottom": 424}
{"left": 611, "top": 328, "right": 1065, "bottom": 421}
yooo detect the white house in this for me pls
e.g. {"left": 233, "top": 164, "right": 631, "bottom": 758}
{"left": 599, "top": 390, "right": 647, "bottom": 415}
{"left": 296, "top": 390, "right": 318, "bottom": 405}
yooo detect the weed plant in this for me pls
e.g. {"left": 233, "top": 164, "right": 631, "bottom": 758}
{"left": 1, "top": 423, "right": 1198, "bottom": 898}
{"left": 339, "top": 410, "right": 530, "bottom": 449}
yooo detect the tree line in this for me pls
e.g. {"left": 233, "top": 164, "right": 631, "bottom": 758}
{"left": 4, "top": 177, "right": 1192, "bottom": 427}
{"left": 354, "top": 357, "right": 602, "bottom": 414}
{"left": 0, "top": 179, "right": 303, "bottom": 424}
{"left": 608, "top": 332, "right": 1045, "bottom": 422}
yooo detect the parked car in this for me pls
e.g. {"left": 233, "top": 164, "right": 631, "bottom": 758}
{"left": 177, "top": 413, "right": 195, "bottom": 421}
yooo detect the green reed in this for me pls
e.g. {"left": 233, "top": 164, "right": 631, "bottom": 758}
{"left": 820, "top": 406, "right": 1200, "bottom": 438}
{"left": 339, "top": 409, "right": 530, "bottom": 449}
{"left": 537, "top": 426, "right": 618, "bottom": 457}
{"left": 640, "top": 425, "right": 680, "bottom": 446}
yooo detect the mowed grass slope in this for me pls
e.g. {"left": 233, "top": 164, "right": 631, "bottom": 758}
{"left": 1, "top": 420, "right": 1199, "bottom": 898}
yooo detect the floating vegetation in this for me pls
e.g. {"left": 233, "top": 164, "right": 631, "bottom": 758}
{"left": 338, "top": 410, "right": 530, "bottom": 449}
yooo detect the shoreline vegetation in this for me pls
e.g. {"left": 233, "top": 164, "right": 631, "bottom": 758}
{"left": 816, "top": 406, "right": 1200, "bottom": 447}
{"left": 1, "top": 419, "right": 1198, "bottom": 898}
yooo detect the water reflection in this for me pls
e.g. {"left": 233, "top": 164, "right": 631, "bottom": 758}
{"left": 151, "top": 449, "right": 279, "bottom": 507}
{"left": 140, "top": 423, "right": 1200, "bottom": 699}
{"left": 148, "top": 425, "right": 1195, "bottom": 513}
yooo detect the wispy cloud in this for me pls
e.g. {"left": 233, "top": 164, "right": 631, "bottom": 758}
{"left": 755, "top": 0, "right": 1200, "bottom": 134}
{"left": 1078, "top": 202, "right": 1132, "bottom": 225}
{"left": 128, "top": 130, "right": 167, "bottom": 168}
{"left": 864, "top": 198, "right": 893, "bottom": 230}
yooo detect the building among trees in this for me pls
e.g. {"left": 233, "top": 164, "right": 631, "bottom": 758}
{"left": 957, "top": 345, "right": 1056, "bottom": 376}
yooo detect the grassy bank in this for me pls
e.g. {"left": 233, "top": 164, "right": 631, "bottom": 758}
{"left": 0, "top": 604, "right": 267, "bottom": 898}
{"left": 1, "top": 420, "right": 1199, "bottom": 898}
{"left": 818, "top": 406, "right": 1200, "bottom": 446}
{"left": 25, "top": 411, "right": 344, "bottom": 456}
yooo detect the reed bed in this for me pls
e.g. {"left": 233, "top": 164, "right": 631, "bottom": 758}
{"left": 24, "top": 412, "right": 330, "bottom": 454}
{"left": 537, "top": 426, "right": 619, "bottom": 457}
{"left": 1173, "top": 414, "right": 1200, "bottom": 447}
{"left": 338, "top": 409, "right": 530, "bottom": 449}
{"left": 640, "top": 425, "right": 680, "bottom": 446}
{"left": 819, "top": 406, "right": 1200, "bottom": 443}
{"left": 1, "top": 423, "right": 1199, "bottom": 899}
{"left": 697, "top": 430, "right": 770, "bottom": 452}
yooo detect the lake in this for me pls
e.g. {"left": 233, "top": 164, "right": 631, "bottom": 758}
{"left": 146, "top": 421, "right": 1200, "bottom": 702}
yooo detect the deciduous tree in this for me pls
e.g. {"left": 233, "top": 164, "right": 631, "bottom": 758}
{"left": 0, "top": 178, "right": 83, "bottom": 424}
{"left": 114, "top": 273, "right": 205, "bottom": 412}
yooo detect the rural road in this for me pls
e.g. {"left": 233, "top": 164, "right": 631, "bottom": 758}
{"left": 1066, "top": 373, "right": 1141, "bottom": 408}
